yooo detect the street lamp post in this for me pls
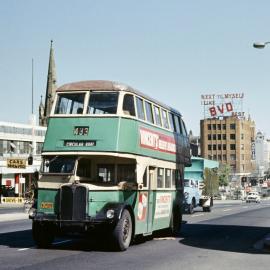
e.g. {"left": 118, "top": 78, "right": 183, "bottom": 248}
{"left": 253, "top": 41, "right": 270, "bottom": 49}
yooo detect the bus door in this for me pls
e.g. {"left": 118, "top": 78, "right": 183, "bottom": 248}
{"left": 146, "top": 167, "right": 155, "bottom": 233}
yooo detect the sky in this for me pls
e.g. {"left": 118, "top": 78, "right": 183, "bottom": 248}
{"left": 1, "top": 0, "right": 270, "bottom": 137}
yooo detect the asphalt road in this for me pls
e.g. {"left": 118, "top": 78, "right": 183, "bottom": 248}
{"left": 0, "top": 201, "right": 270, "bottom": 270}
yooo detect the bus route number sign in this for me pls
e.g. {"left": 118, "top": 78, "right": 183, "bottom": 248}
{"left": 74, "top": 126, "right": 89, "bottom": 136}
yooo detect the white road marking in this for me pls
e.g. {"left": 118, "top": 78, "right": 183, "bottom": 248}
{"left": 53, "top": 239, "right": 72, "bottom": 245}
{"left": 18, "top": 248, "right": 30, "bottom": 251}
{"left": 223, "top": 208, "right": 232, "bottom": 212}
{"left": 192, "top": 214, "right": 204, "bottom": 217}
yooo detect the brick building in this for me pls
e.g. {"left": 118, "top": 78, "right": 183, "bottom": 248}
{"left": 200, "top": 116, "right": 256, "bottom": 181}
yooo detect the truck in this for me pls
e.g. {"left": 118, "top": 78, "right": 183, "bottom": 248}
{"left": 183, "top": 178, "right": 213, "bottom": 214}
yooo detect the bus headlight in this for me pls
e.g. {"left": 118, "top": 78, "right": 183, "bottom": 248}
{"left": 106, "top": 209, "right": 115, "bottom": 219}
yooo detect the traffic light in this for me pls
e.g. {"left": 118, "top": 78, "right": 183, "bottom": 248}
{"left": 28, "top": 155, "right": 33, "bottom": 165}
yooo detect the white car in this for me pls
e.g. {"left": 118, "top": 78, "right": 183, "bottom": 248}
{"left": 246, "top": 192, "right": 261, "bottom": 203}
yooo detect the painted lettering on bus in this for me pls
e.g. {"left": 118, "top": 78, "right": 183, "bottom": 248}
{"left": 139, "top": 127, "right": 176, "bottom": 154}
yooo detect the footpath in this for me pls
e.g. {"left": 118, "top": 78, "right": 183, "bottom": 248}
{"left": 0, "top": 203, "right": 29, "bottom": 222}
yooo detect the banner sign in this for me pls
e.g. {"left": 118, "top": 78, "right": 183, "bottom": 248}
{"left": 201, "top": 92, "right": 245, "bottom": 118}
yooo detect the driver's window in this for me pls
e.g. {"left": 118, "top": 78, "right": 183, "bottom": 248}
{"left": 77, "top": 158, "right": 91, "bottom": 178}
{"left": 98, "top": 164, "right": 115, "bottom": 183}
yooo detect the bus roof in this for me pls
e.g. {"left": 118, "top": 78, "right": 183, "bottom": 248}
{"left": 57, "top": 80, "right": 182, "bottom": 116}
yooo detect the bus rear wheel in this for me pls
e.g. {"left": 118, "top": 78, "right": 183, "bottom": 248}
{"left": 32, "top": 221, "right": 55, "bottom": 248}
{"left": 112, "top": 209, "right": 133, "bottom": 251}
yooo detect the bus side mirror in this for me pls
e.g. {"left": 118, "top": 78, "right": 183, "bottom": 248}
{"left": 28, "top": 155, "right": 33, "bottom": 165}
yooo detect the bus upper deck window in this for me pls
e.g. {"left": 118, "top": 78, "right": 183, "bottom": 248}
{"left": 173, "top": 115, "right": 181, "bottom": 134}
{"left": 145, "top": 101, "right": 154, "bottom": 124}
{"left": 161, "top": 109, "right": 169, "bottom": 129}
{"left": 136, "top": 97, "right": 145, "bottom": 120}
{"left": 154, "top": 106, "right": 162, "bottom": 126}
{"left": 122, "top": 94, "right": 135, "bottom": 116}
{"left": 168, "top": 112, "right": 176, "bottom": 132}
{"left": 87, "top": 92, "right": 119, "bottom": 114}
{"left": 55, "top": 93, "right": 85, "bottom": 114}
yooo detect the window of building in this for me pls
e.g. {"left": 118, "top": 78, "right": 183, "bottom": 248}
{"left": 241, "top": 133, "right": 244, "bottom": 140}
{"left": 222, "top": 134, "right": 226, "bottom": 140}
{"left": 241, "top": 144, "right": 244, "bottom": 150}
{"left": 230, "top": 154, "right": 236, "bottom": 161}
{"left": 212, "top": 124, "right": 216, "bottom": 130}
{"left": 222, "top": 154, "right": 227, "bottom": 161}
{"left": 230, "top": 123, "right": 236, "bottom": 130}
{"left": 208, "top": 134, "right": 211, "bottom": 140}
{"left": 218, "top": 155, "right": 222, "bottom": 161}
{"left": 223, "top": 144, "right": 226, "bottom": 150}
{"left": 154, "top": 106, "right": 162, "bottom": 126}
{"left": 212, "top": 134, "right": 216, "bottom": 140}
{"left": 218, "top": 144, "right": 222, "bottom": 150}
{"left": 213, "top": 145, "right": 217, "bottom": 150}
{"left": 136, "top": 97, "right": 145, "bottom": 120}
{"left": 208, "top": 145, "right": 212, "bottom": 150}
{"left": 222, "top": 124, "right": 226, "bottom": 130}
{"left": 157, "top": 168, "right": 164, "bottom": 188}
{"left": 217, "top": 124, "right": 221, "bottom": 130}
{"left": 122, "top": 94, "right": 136, "bottom": 116}
{"left": 230, "top": 134, "right": 236, "bottom": 140}
{"left": 208, "top": 124, "right": 211, "bottom": 130}
{"left": 218, "top": 134, "right": 221, "bottom": 140}
{"left": 36, "top": 142, "right": 43, "bottom": 154}
{"left": 230, "top": 144, "right": 236, "bottom": 150}
{"left": 213, "top": 155, "right": 217, "bottom": 160}
{"left": 208, "top": 155, "right": 212, "bottom": 160}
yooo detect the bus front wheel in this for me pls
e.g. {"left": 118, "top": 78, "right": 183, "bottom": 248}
{"left": 112, "top": 209, "right": 133, "bottom": 251}
{"left": 32, "top": 221, "right": 55, "bottom": 248}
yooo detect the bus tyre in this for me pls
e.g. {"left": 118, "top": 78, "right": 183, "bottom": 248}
{"left": 112, "top": 209, "right": 133, "bottom": 251}
{"left": 32, "top": 221, "right": 54, "bottom": 248}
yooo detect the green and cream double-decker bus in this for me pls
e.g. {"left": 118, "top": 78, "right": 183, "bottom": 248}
{"left": 31, "top": 80, "right": 191, "bottom": 251}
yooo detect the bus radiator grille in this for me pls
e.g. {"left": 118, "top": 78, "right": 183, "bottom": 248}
{"left": 60, "top": 184, "right": 88, "bottom": 221}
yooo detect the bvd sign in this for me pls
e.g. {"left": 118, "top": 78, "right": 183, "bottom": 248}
{"left": 209, "top": 102, "right": 233, "bottom": 117}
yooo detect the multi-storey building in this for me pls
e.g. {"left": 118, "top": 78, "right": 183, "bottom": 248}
{"left": 0, "top": 118, "right": 46, "bottom": 200}
{"left": 255, "top": 131, "right": 270, "bottom": 176}
{"left": 200, "top": 116, "right": 256, "bottom": 181}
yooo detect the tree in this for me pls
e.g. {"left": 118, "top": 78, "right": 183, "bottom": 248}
{"left": 203, "top": 168, "right": 219, "bottom": 196}
{"left": 218, "top": 164, "right": 230, "bottom": 187}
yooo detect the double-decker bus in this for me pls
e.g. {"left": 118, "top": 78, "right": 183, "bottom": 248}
{"left": 31, "top": 80, "right": 191, "bottom": 251}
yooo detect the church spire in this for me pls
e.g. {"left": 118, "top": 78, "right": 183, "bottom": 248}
{"left": 42, "top": 40, "right": 57, "bottom": 126}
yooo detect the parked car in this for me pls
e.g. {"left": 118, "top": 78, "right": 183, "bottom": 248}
{"left": 246, "top": 191, "right": 261, "bottom": 203}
